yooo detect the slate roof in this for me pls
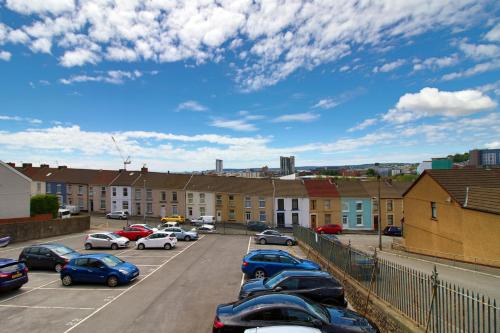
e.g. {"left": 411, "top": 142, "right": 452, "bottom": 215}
{"left": 139, "top": 172, "right": 191, "bottom": 189}
{"left": 185, "top": 175, "right": 274, "bottom": 196}
{"left": 16, "top": 166, "right": 59, "bottom": 182}
{"left": 335, "top": 180, "right": 370, "bottom": 198}
{"left": 464, "top": 187, "right": 500, "bottom": 215}
{"left": 109, "top": 170, "right": 143, "bottom": 186}
{"left": 360, "top": 180, "right": 412, "bottom": 199}
{"left": 303, "top": 179, "right": 339, "bottom": 197}
{"left": 273, "top": 179, "right": 308, "bottom": 197}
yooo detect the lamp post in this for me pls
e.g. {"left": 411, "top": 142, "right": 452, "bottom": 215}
{"left": 377, "top": 175, "right": 382, "bottom": 251}
{"left": 143, "top": 179, "right": 146, "bottom": 223}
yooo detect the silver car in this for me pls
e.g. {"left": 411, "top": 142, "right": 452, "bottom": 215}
{"left": 85, "top": 232, "right": 130, "bottom": 250}
{"left": 163, "top": 227, "right": 199, "bottom": 241}
{"left": 254, "top": 229, "right": 296, "bottom": 246}
{"left": 106, "top": 211, "right": 129, "bottom": 220}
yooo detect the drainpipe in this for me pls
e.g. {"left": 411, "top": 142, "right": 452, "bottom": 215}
{"left": 464, "top": 187, "right": 469, "bottom": 207}
{"left": 272, "top": 179, "right": 276, "bottom": 228}
{"left": 378, "top": 175, "right": 382, "bottom": 251}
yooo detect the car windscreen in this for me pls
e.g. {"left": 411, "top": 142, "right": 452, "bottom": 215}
{"left": 108, "top": 233, "right": 121, "bottom": 239}
{"left": 142, "top": 224, "right": 154, "bottom": 230}
{"left": 302, "top": 298, "right": 329, "bottom": 322}
{"left": 101, "top": 255, "right": 124, "bottom": 267}
{"left": 0, "top": 262, "right": 23, "bottom": 273}
{"left": 264, "top": 274, "right": 286, "bottom": 288}
{"left": 50, "top": 245, "right": 76, "bottom": 256}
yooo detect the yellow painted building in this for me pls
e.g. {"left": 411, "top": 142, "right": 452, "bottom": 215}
{"left": 403, "top": 169, "right": 500, "bottom": 267}
{"left": 304, "top": 179, "right": 341, "bottom": 228}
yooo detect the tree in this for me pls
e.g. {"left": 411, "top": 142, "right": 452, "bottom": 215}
{"left": 366, "top": 168, "right": 377, "bottom": 177}
{"left": 30, "top": 195, "right": 59, "bottom": 218}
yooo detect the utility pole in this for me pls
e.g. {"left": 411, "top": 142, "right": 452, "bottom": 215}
{"left": 143, "top": 179, "right": 146, "bottom": 223}
{"left": 377, "top": 175, "right": 382, "bottom": 251}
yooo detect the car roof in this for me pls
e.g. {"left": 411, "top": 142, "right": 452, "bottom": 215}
{"left": 0, "top": 258, "right": 18, "bottom": 266}
{"left": 247, "top": 249, "right": 289, "bottom": 255}
{"left": 75, "top": 253, "right": 113, "bottom": 259}
{"left": 235, "top": 293, "right": 308, "bottom": 312}
{"left": 274, "top": 270, "right": 330, "bottom": 278}
{"left": 30, "top": 243, "right": 67, "bottom": 248}
{"left": 245, "top": 326, "right": 321, "bottom": 333}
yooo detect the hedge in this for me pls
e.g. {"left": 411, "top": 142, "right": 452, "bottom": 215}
{"left": 30, "top": 194, "right": 59, "bottom": 218}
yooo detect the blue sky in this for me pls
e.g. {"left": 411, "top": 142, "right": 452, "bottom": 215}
{"left": 0, "top": 0, "right": 499, "bottom": 171}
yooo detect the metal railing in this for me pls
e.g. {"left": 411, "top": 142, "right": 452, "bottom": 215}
{"left": 294, "top": 226, "right": 499, "bottom": 333}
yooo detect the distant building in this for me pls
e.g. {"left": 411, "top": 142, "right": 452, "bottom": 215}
{"left": 280, "top": 156, "right": 295, "bottom": 176}
{"left": 469, "top": 148, "right": 500, "bottom": 167}
{"left": 417, "top": 158, "right": 452, "bottom": 174}
{"left": 216, "top": 159, "right": 223, "bottom": 173}
{"left": 0, "top": 161, "right": 31, "bottom": 219}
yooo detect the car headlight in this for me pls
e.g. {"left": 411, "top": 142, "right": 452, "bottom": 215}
{"left": 119, "top": 269, "right": 129, "bottom": 275}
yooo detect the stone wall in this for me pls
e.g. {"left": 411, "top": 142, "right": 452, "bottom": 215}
{"left": 298, "top": 240, "right": 424, "bottom": 333}
{"left": 0, "top": 215, "right": 90, "bottom": 243}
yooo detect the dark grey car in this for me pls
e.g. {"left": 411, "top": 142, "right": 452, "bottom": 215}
{"left": 254, "top": 230, "right": 296, "bottom": 246}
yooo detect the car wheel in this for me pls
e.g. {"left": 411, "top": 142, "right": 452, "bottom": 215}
{"left": 164, "top": 243, "right": 172, "bottom": 250}
{"left": 286, "top": 239, "right": 293, "bottom": 246}
{"left": 107, "top": 276, "right": 119, "bottom": 288}
{"left": 254, "top": 269, "right": 266, "bottom": 279}
{"left": 62, "top": 275, "right": 72, "bottom": 286}
{"left": 259, "top": 238, "right": 267, "bottom": 245}
{"left": 184, "top": 235, "right": 191, "bottom": 241}
{"left": 54, "top": 263, "right": 63, "bottom": 273}
{"left": 85, "top": 243, "right": 92, "bottom": 250}
{"left": 106, "top": 216, "right": 111, "bottom": 219}
{"left": 111, "top": 243, "right": 118, "bottom": 250}
{"left": 138, "top": 243, "right": 145, "bottom": 250}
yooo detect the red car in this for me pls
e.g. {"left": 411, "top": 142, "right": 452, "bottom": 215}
{"left": 315, "top": 224, "right": 343, "bottom": 235}
{"left": 114, "top": 226, "right": 153, "bottom": 241}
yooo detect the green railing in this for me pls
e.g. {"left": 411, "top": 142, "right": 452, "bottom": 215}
{"left": 293, "top": 226, "right": 499, "bottom": 333}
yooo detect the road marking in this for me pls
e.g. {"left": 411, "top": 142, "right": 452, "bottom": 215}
{"left": 134, "top": 264, "right": 161, "bottom": 267}
{"left": 0, "top": 279, "right": 60, "bottom": 304}
{"left": 119, "top": 255, "right": 180, "bottom": 258}
{"left": 380, "top": 251, "right": 500, "bottom": 279}
{"left": 0, "top": 233, "right": 88, "bottom": 253}
{"left": 240, "top": 236, "right": 252, "bottom": 287}
{"left": 39, "top": 287, "right": 125, "bottom": 291}
{"left": 63, "top": 235, "right": 205, "bottom": 333}
{"left": 0, "top": 304, "right": 95, "bottom": 310}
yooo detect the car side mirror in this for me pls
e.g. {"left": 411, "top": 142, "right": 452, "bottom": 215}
{"left": 45, "top": 253, "right": 51, "bottom": 257}
{"left": 274, "top": 286, "right": 283, "bottom": 292}
{"left": 99, "top": 266, "right": 106, "bottom": 270}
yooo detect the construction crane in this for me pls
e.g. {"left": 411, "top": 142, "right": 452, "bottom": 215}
{"left": 111, "top": 136, "right": 131, "bottom": 170}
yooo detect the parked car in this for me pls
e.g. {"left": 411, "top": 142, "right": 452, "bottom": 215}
{"left": 254, "top": 230, "right": 295, "bottom": 246}
{"left": 239, "top": 270, "right": 346, "bottom": 307}
{"left": 0, "top": 258, "right": 28, "bottom": 292}
{"left": 190, "top": 215, "right": 215, "bottom": 225}
{"left": 213, "top": 293, "right": 378, "bottom": 333}
{"left": 162, "top": 227, "right": 199, "bottom": 241}
{"left": 58, "top": 208, "right": 71, "bottom": 219}
{"left": 19, "top": 243, "right": 80, "bottom": 272}
{"left": 241, "top": 250, "right": 320, "bottom": 279}
{"left": 0, "top": 236, "right": 11, "bottom": 248}
{"left": 114, "top": 226, "right": 153, "bottom": 241}
{"left": 244, "top": 326, "right": 321, "bottom": 333}
{"left": 319, "top": 234, "right": 342, "bottom": 245}
{"left": 161, "top": 215, "right": 186, "bottom": 223}
{"left": 130, "top": 224, "right": 158, "bottom": 233}
{"left": 383, "top": 226, "right": 402, "bottom": 237}
{"left": 61, "top": 254, "right": 139, "bottom": 288}
{"left": 157, "top": 221, "right": 179, "bottom": 229}
{"left": 62, "top": 204, "right": 80, "bottom": 215}
{"left": 136, "top": 231, "right": 177, "bottom": 250}
{"left": 84, "top": 232, "right": 130, "bottom": 250}
{"left": 106, "top": 211, "right": 129, "bottom": 220}
{"left": 315, "top": 224, "right": 342, "bottom": 235}
{"left": 247, "top": 221, "right": 271, "bottom": 232}
{"left": 197, "top": 224, "right": 216, "bottom": 232}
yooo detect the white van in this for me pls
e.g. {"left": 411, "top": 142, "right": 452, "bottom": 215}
{"left": 191, "top": 216, "right": 215, "bottom": 225}
{"left": 58, "top": 208, "right": 71, "bottom": 219}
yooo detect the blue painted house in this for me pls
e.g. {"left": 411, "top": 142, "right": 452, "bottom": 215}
{"left": 44, "top": 166, "right": 69, "bottom": 205}
{"left": 335, "top": 180, "right": 373, "bottom": 230}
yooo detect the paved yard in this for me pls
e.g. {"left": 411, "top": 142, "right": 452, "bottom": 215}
{"left": 0, "top": 232, "right": 306, "bottom": 333}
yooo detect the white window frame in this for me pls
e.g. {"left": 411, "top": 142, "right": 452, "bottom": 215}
{"left": 259, "top": 197, "right": 265, "bottom": 208}
{"left": 387, "top": 199, "right": 393, "bottom": 212}
{"left": 188, "top": 193, "right": 194, "bottom": 204}
{"left": 147, "top": 202, "right": 153, "bottom": 214}
{"left": 324, "top": 199, "right": 331, "bottom": 209}
{"left": 135, "top": 188, "right": 142, "bottom": 200}
{"left": 342, "top": 201, "right": 349, "bottom": 212}
{"left": 200, "top": 206, "right": 206, "bottom": 216}
{"left": 356, "top": 201, "right": 363, "bottom": 212}
{"left": 245, "top": 211, "right": 251, "bottom": 221}
{"left": 387, "top": 214, "right": 394, "bottom": 226}
{"left": 259, "top": 211, "right": 266, "bottom": 222}
{"left": 244, "top": 196, "right": 251, "bottom": 208}
{"left": 122, "top": 201, "right": 129, "bottom": 210}
{"left": 112, "top": 187, "right": 117, "bottom": 197}
{"left": 123, "top": 187, "right": 128, "bottom": 197}
{"left": 199, "top": 193, "right": 205, "bottom": 204}
{"left": 100, "top": 199, "right": 106, "bottom": 210}
{"left": 342, "top": 214, "right": 348, "bottom": 225}
{"left": 356, "top": 214, "right": 363, "bottom": 226}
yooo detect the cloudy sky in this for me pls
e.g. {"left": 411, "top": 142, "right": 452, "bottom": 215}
{"left": 0, "top": 0, "right": 499, "bottom": 171}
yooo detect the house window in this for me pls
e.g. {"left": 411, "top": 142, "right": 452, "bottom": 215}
{"left": 161, "top": 191, "right": 166, "bottom": 201}
{"left": 101, "top": 187, "right": 106, "bottom": 196}
{"left": 89, "top": 186, "right": 93, "bottom": 197}
{"left": 199, "top": 193, "right": 205, "bottom": 204}
{"left": 100, "top": 199, "right": 106, "bottom": 209}
{"left": 68, "top": 198, "right": 73, "bottom": 205}
{"left": 245, "top": 211, "right": 251, "bottom": 221}
{"left": 78, "top": 198, "right": 84, "bottom": 209}
{"left": 36, "top": 182, "right": 41, "bottom": 193}
{"left": 356, "top": 201, "right": 363, "bottom": 211}
{"left": 188, "top": 193, "right": 193, "bottom": 204}
{"left": 324, "top": 200, "right": 331, "bottom": 209}
{"left": 292, "top": 213, "right": 299, "bottom": 225}
{"left": 112, "top": 187, "right": 117, "bottom": 196}
{"left": 172, "top": 205, "right": 178, "bottom": 215}
{"left": 172, "top": 192, "right": 177, "bottom": 201}
{"left": 122, "top": 201, "right": 129, "bottom": 210}
{"left": 188, "top": 207, "right": 193, "bottom": 216}
{"left": 56, "top": 184, "right": 61, "bottom": 194}
{"left": 68, "top": 184, "right": 72, "bottom": 192}
{"left": 135, "top": 189, "right": 142, "bottom": 200}
{"left": 259, "top": 197, "right": 265, "bottom": 208}
{"left": 431, "top": 202, "right": 437, "bottom": 219}
{"left": 78, "top": 185, "right": 83, "bottom": 195}
{"left": 229, "top": 209, "right": 235, "bottom": 220}
{"left": 387, "top": 214, "right": 394, "bottom": 225}
{"left": 342, "top": 202, "right": 349, "bottom": 212}
{"left": 216, "top": 194, "right": 222, "bottom": 205}
{"left": 259, "top": 211, "right": 266, "bottom": 222}
{"left": 46, "top": 183, "right": 51, "bottom": 193}
{"left": 200, "top": 207, "right": 206, "bottom": 216}
{"left": 292, "top": 199, "right": 299, "bottom": 211}
{"left": 136, "top": 202, "right": 141, "bottom": 215}
{"left": 229, "top": 195, "right": 234, "bottom": 204}
{"left": 311, "top": 200, "right": 317, "bottom": 210}
{"left": 356, "top": 214, "right": 363, "bottom": 226}
{"left": 342, "top": 214, "right": 348, "bottom": 225}
{"left": 244, "top": 196, "right": 251, "bottom": 208}
{"left": 123, "top": 188, "right": 128, "bottom": 197}
{"left": 146, "top": 189, "right": 152, "bottom": 201}
{"left": 325, "top": 214, "right": 331, "bottom": 224}
{"left": 387, "top": 200, "right": 393, "bottom": 212}
{"left": 372, "top": 198, "right": 379, "bottom": 212}
{"left": 147, "top": 202, "right": 153, "bottom": 214}
{"left": 277, "top": 199, "right": 285, "bottom": 211}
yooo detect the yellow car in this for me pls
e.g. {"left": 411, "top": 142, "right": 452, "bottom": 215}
{"left": 161, "top": 215, "right": 186, "bottom": 223}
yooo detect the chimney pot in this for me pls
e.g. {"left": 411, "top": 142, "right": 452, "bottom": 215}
{"left": 7, "top": 162, "right": 15, "bottom": 167}
{"left": 40, "top": 164, "right": 49, "bottom": 168}
{"left": 58, "top": 165, "right": 67, "bottom": 169}
{"left": 141, "top": 167, "right": 148, "bottom": 173}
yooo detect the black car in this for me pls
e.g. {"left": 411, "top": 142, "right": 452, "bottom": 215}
{"left": 239, "top": 270, "right": 346, "bottom": 307}
{"left": 383, "top": 226, "right": 402, "bottom": 237}
{"left": 247, "top": 221, "right": 270, "bottom": 232}
{"left": 19, "top": 243, "right": 80, "bottom": 273}
{"left": 213, "top": 293, "right": 378, "bottom": 333}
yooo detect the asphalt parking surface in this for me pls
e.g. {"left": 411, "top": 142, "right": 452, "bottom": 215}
{"left": 0, "top": 231, "right": 306, "bottom": 333}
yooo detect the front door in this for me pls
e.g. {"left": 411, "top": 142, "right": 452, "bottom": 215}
{"left": 136, "top": 202, "right": 141, "bottom": 215}
{"left": 277, "top": 213, "right": 285, "bottom": 228}
{"left": 160, "top": 205, "right": 166, "bottom": 218}
{"left": 216, "top": 210, "right": 222, "bottom": 222}
{"left": 310, "top": 215, "right": 317, "bottom": 229}
{"left": 90, "top": 200, "right": 94, "bottom": 212}
{"left": 373, "top": 215, "right": 379, "bottom": 231}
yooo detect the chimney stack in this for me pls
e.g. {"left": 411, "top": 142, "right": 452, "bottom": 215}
{"left": 22, "top": 163, "right": 32, "bottom": 168}
{"left": 7, "top": 162, "right": 15, "bottom": 167}
{"left": 40, "top": 164, "right": 49, "bottom": 168}
{"left": 141, "top": 166, "right": 148, "bottom": 173}
{"left": 58, "top": 165, "right": 67, "bottom": 170}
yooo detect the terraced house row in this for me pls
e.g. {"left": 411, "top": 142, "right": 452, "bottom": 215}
{"left": 12, "top": 163, "right": 410, "bottom": 230}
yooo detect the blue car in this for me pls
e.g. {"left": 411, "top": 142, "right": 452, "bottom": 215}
{"left": 60, "top": 254, "right": 139, "bottom": 288}
{"left": 0, "top": 258, "right": 28, "bottom": 292}
{"left": 241, "top": 249, "right": 321, "bottom": 278}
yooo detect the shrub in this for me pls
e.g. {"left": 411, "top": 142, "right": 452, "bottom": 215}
{"left": 30, "top": 194, "right": 59, "bottom": 218}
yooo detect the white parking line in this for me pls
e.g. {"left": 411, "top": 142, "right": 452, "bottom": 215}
{"left": 0, "top": 304, "right": 95, "bottom": 310}
{"left": 134, "top": 264, "right": 161, "bottom": 267}
{"left": 0, "top": 234, "right": 87, "bottom": 253}
{"left": 63, "top": 235, "right": 205, "bottom": 333}
{"left": 39, "top": 287, "right": 124, "bottom": 291}
{"left": 0, "top": 278, "right": 60, "bottom": 304}
{"left": 240, "top": 237, "right": 252, "bottom": 287}
{"left": 119, "top": 255, "right": 180, "bottom": 258}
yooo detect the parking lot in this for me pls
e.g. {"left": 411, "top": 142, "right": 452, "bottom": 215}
{"left": 0, "top": 231, "right": 307, "bottom": 333}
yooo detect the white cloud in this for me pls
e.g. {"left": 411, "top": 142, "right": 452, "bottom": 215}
{"left": 476, "top": 80, "right": 500, "bottom": 96}
{"left": 59, "top": 70, "right": 144, "bottom": 85}
{"left": 272, "top": 112, "right": 320, "bottom": 123}
{"left": 485, "top": 23, "right": 500, "bottom": 42}
{"left": 413, "top": 55, "right": 459, "bottom": 71}
{"left": 0, "top": 115, "right": 42, "bottom": 124}
{"left": 210, "top": 119, "right": 258, "bottom": 132}
{"left": 30, "top": 38, "right": 51, "bottom": 54}
{"left": 0, "top": 51, "right": 12, "bottom": 61}
{"left": 106, "top": 46, "right": 139, "bottom": 62}
{"left": 312, "top": 98, "right": 338, "bottom": 110}
{"left": 382, "top": 87, "right": 497, "bottom": 123}
{"left": 339, "top": 65, "right": 350, "bottom": 72}
{"left": 441, "top": 59, "right": 500, "bottom": 81}
{"left": 348, "top": 118, "right": 378, "bottom": 132}
{"left": 485, "top": 141, "right": 500, "bottom": 149}
{"left": 459, "top": 42, "right": 500, "bottom": 60}
{"left": 176, "top": 101, "right": 208, "bottom": 112}
{"left": 373, "top": 59, "right": 405, "bottom": 73}
{"left": 6, "top": 0, "right": 75, "bottom": 14}
{"left": 60, "top": 49, "right": 100, "bottom": 67}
